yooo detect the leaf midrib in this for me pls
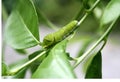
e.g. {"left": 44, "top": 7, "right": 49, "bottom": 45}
{"left": 16, "top": 11, "right": 40, "bottom": 44}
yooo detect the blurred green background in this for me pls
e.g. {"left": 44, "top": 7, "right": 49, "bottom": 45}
{"left": 2, "top": 0, "right": 120, "bottom": 36}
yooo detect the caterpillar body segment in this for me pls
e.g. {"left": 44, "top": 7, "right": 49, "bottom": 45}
{"left": 42, "top": 20, "right": 78, "bottom": 48}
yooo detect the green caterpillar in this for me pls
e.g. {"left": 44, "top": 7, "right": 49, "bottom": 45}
{"left": 42, "top": 20, "right": 78, "bottom": 48}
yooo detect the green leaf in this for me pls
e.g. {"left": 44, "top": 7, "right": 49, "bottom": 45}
{"left": 28, "top": 50, "right": 47, "bottom": 74}
{"left": 32, "top": 40, "right": 76, "bottom": 78}
{"left": 13, "top": 67, "right": 27, "bottom": 78}
{"left": 5, "top": 0, "right": 40, "bottom": 49}
{"left": 2, "top": 62, "right": 9, "bottom": 76}
{"left": 85, "top": 51, "right": 102, "bottom": 78}
{"left": 101, "top": 0, "right": 120, "bottom": 26}
{"left": 15, "top": 49, "right": 27, "bottom": 54}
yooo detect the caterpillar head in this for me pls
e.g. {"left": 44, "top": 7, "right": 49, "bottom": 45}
{"left": 42, "top": 33, "right": 55, "bottom": 48}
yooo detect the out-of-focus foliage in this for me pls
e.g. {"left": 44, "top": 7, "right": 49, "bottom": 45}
{"left": 3, "top": 0, "right": 119, "bottom": 34}
{"left": 101, "top": 0, "right": 120, "bottom": 26}
{"left": 2, "top": 62, "right": 9, "bottom": 76}
{"left": 2, "top": 0, "right": 17, "bottom": 14}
